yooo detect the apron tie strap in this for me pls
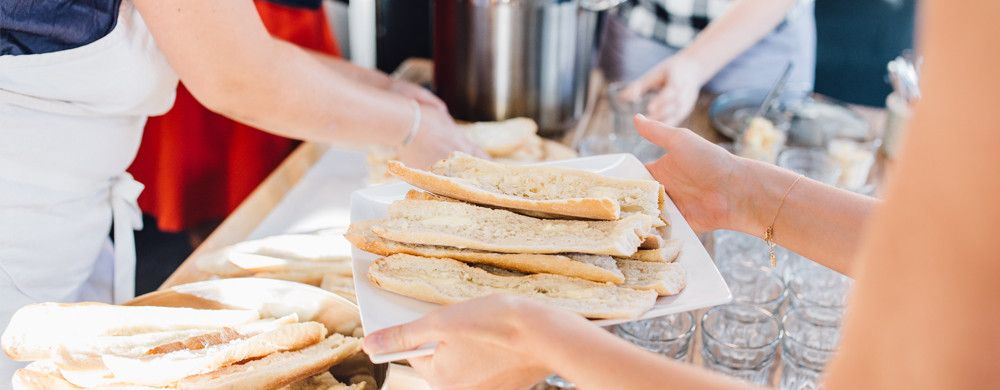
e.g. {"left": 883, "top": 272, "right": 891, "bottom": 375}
{"left": 110, "top": 172, "right": 144, "bottom": 304}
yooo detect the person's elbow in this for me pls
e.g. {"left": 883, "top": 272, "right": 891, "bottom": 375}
{"left": 181, "top": 70, "right": 263, "bottom": 119}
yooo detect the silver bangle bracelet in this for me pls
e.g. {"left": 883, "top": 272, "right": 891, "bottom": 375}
{"left": 401, "top": 99, "right": 422, "bottom": 147}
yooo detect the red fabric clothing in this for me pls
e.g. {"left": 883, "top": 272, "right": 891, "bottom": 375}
{"left": 129, "top": 1, "right": 340, "bottom": 232}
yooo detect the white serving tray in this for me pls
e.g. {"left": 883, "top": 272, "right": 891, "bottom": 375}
{"left": 351, "top": 154, "right": 732, "bottom": 364}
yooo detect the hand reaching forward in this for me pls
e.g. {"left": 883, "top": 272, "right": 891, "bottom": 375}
{"left": 396, "top": 104, "right": 487, "bottom": 169}
{"left": 637, "top": 114, "right": 751, "bottom": 233}
{"left": 620, "top": 57, "right": 703, "bottom": 126}
{"left": 363, "top": 295, "right": 579, "bottom": 390}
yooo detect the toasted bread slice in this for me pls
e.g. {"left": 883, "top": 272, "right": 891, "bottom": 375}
{"left": 387, "top": 153, "right": 665, "bottom": 220}
{"left": 102, "top": 322, "right": 327, "bottom": 387}
{"left": 195, "top": 234, "right": 353, "bottom": 277}
{"left": 461, "top": 118, "right": 538, "bottom": 157}
{"left": 347, "top": 220, "right": 624, "bottom": 283}
{"left": 403, "top": 190, "right": 665, "bottom": 227}
{"left": 618, "top": 260, "right": 687, "bottom": 296}
{"left": 13, "top": 361, "right": 126, "bottom": 390}
{"left": 371, "top": 200, "right": 655, "bottom": 257}
{"left": 2, "top": 303, "right": 260, "bottom": 362}
{"left": 226, "top": 253, "right": 352, "bottom": 276}
{"left": 368, "top": 254, "right": 657, "bottom": 319}
{"left": 175, "top": 334, "right": 362, "bottom": 390}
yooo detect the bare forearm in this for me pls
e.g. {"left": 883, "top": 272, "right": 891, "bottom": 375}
{"left": 732, "top": 158, "right": 878, "bottom": 275}
{"left": 678, "top": 0, "right": 797, "bottom": 83}
{"left": 204, "top": 40, "right": 412, "bottom": 147}
{"left": 306, "top": 49, "right": 392, "bottom": 90}
{"left": 135, "top": 0, "right": 414, "bottom": 149}
{"left": 525, "top": 313, "right": 749, "bottom": 390}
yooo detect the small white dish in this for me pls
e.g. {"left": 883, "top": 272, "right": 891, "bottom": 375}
{"left": 350, "top": 154, "right": 732, "bottom": 364}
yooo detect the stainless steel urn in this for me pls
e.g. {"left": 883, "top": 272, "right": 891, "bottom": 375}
{"left": 433, "top": 0, "right": 624, "bottom": 136}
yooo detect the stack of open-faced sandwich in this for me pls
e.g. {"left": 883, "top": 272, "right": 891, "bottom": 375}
{"left": 2, "top": 303, "right": 365, "bottom": 389}
{"left": 194, "top": 232, "right": 358, "bottom": 303}
{"left": 347, "top": 153, "right": 686, "bottom": 320}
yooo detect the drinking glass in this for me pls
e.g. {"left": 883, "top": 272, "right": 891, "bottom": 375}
{"left": 712, "top": 230, "right": 792, "bottom": 275}
{"left": 701, "top": 304, "right": 783, "bottom": 385}
{"left": 720, "top": 262, "right": 787, "bottom": 315}
{"left": 579, "top": 82, "right": 664, "bottom": 162}
{"left": 781, "top": 306, "right": 843, "bottom": 390}
{"left": 777, "top": 148, "right": 842, "bottom": 185}
{"left": 784, "top": 253, "right": 853, "bottom": 312}
{"left": 614, "top": 312, "right": 696, "bottom": 361}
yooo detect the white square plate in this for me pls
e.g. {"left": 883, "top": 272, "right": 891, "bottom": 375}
{"left": 351, "top": 154, "right": 732, "bottom": 364}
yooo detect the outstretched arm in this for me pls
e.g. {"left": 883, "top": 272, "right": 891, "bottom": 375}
{"left": 622, "top": 0, "right": 798, "bottom": 125}
{"left": 363, "top": 295, "right": 749, "bottom": 390}
{"left": 637, "top": 115, "right": 876, "bottom": 275}
{"left": 134, "top": 0, "right": 480, "bottom": 167}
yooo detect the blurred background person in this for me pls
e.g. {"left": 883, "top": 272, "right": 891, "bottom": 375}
{"left": 603, "top": 0, "right": 816, "bottom": 125}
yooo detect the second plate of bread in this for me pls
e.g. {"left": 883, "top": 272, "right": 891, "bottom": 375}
{"left": 349, "top": 153, "right": 731, "bottom": 364}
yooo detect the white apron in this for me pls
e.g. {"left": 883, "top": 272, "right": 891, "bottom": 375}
{"left": 0, "top": 0, "right": 178, "bottom": 377}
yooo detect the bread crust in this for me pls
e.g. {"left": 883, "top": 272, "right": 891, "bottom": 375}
{"left": 2, "top": 303, "right": 260, "bottom": 362}
{"left": 618, "top": 260, "right": 687, "bottom": 296}
{"left": 388, "top": 160, "right": 622, "bottom": 220}
{"left": 176, "top": 334, "right": 361, "bottom": 390}
{"left": 372, "top": 200, "right": 655, "bottom": 257}
{"left": 346, "top": 220, "right": 625, "bottom": 283}
{"left": 367, "top": 254, "right": 657, "bottom": 319}
{"left": 102, "top": 322, "right": 327, "bottom": 387}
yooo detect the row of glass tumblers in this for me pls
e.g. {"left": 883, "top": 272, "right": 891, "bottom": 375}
{"left": 612, "top": 230, "right": 852, "bottom": 389}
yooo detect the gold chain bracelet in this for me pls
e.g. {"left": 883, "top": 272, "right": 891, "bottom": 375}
{"left": 764, "top": 174, "right": 803, "bottom": 267}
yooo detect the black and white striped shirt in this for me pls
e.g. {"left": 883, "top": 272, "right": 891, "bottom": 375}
{"left": 616, "top": 0, "right": 808, "bottom": 48}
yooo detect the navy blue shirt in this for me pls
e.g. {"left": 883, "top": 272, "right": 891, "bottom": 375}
{"left": 0, "top": 0, "right": 323, "bottom": 56}
{"left": 0, "top": 0, "right": 122, "bottom": 55}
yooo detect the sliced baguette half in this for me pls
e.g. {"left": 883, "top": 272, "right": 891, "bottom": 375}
{"left": 347, "top": 220, "right": 624, "bottom": 283}
{"left": 101, "top": 322, "right": 327, "bottom": 387}
{"left": 2, "top": 303, "right": 260, "bottom": 362}
{"left": 388, "top": 153, "right": 665, "bottom": 220}
{"left": 175, "top": 334, "right": 362, "bottom": 390}
{"left": 404, "top": 189, "right": 665, "bottom": 227}
{"left": 226, "top": 253, "right": 352, "bottom": 276}
{"left": 368, "top": 254, "right": 657, "bottom": 319}
{"left": 54, "top": 315, "right": 300, "bottom": 375}
{"left": 461, "top": 118, "right": 538, "bottom": 157}
{"left": 13, "top": 361, "right": 125, "bottom": 390}
{"left": 618, "top": 260, "right": 687, "bottom": 296}
{"left": 404, "top": 189, "right": 568, "bottom": 220}
{"left": 372, "top": 200, "right": 655, "bottom": 257}
{"left": 196, "top": 234, "right": 353, "bottom": 277}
